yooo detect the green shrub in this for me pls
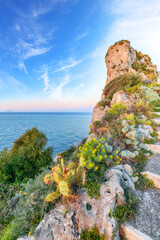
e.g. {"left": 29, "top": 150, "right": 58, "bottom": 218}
{"left": 1, "top": 167, "right": 56, "bottom": 240}
{"left": 0, "top": 223, "right": 16, "bottom": 240}
{"left": 0, "top": 127, "right": 53, "bottom": 184}
{"left": 135, "top": 173, "right": 155, "bottom": 190}
{"left": 134, "top": 148, "right": 152, "bottom": 170}
{"left": 103, "top": 73, "right": 142, "bottom": 100}
{"left": 0, "top": 183, "right": 20, "bottom": 235}
{"left": 98, "top": 100, "right": 110, "bottom": 107}
{"left": 152, "top": 99, "right": 160, "bottom": 107}
{"left": 104, "top": 103, "right": 127, "bottom": 122}
{"left": 109, "top": 188, "right": 139, "bottom": 223}
{"left": 78, "top": 137, "right": 122, "bottom": 198}
{"left": 80, "top": 227, "right": 107, "bottom": 240}
{"left": 61, "top": 145, "right": 77, "bottom": 164}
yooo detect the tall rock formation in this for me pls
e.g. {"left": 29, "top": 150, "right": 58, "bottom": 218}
{"left": 105, "top": 40, "right": 157, "bottom": 86}
{"left": 105, "top": 40, "right": 136, "bottom": 85}
{"left": 90, "top": 40, "right": 158, "bottom": 135}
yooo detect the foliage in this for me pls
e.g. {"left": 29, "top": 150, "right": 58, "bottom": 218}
{"left": 150, "top": 99, "right": 160, "bottom": 108}
{"left": 93, "top": 121, "right": 101, "bottom": 132}
{"left": 61, "top": 145, "right": 77, "bottom": 164}
{"left": 0, "top": 167, "right": 56, "bottom": 240}
{"left": 120, "top": 115, "right": 152, "bottom": 159}
{"left": 132, "top": 57, "right": 157, "bottom": 80}
{"left": 133, "top": 99, "right": 151, "bottom": 115}
{"left": 134, "top": 173, "right": 155, "bottom": 190}
{"left": 0, "top": 127, "right": 53, "bottom": 184}
{"left": 109, "top": 188, "right": 139, "bottom": 223}
{"left": 44, "top": 159, "right": 79, "bottom": 202}
{"left": 134, "top": 148, "right": 152, "bottom": 170}
{"left": 0, "top": 223, "right": 16, "bottom": 240}
{"left": 103, "top": 73, "right": 142, "bottom": 100}
{"left": 140, "top": 86, "right": 160, "bottom": 102}
{"left": 125, "top": 84, "right": 142, "bottom": 95}
{"left": 105, "top": 110, "right": 153, "bottom": 161}
{"left": 0, "top": 183, "right": 20, "bottom": 235}
{"left": 80, "top": 227, "right": 107, "bottom": 240}
{"left": 104, "top": 103, "right": 127, "bottom": 121}
{"left": 78, "top": 138, "right": 122, "bottom": 198}
{"left": 98, "top": 99, "right": 110, "bottom": 107}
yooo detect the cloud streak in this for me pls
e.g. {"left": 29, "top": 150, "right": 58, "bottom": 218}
{"left": 75, "top": 32, "right": 89, "bottom": 41}
{"left": 53, "top": 58, "right": 80, "bottom": 73}
{"left": 40, "top": 71, "right": 50, "bottom": 92}
{"left": 32, "top": 0, "right": 68, "bottom": 18}
{"left": 47, "top": 74, "right": 70, "bottom": 100}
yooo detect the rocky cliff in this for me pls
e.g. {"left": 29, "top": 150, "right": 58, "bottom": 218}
{"left": 105, "top": 40, "right": 157, "bottom": 86}
{"left": 90, "top": 40, "right": 158, "bottom": 136}
{"left": 105, "top": 40, "right": 136, "bottom": 85}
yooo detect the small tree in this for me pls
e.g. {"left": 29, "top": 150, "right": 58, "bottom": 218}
{"left": 1, "top": 127, "right": 53, "bottom": 183}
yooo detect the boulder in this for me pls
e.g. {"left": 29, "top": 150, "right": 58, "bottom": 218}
{"left": 34, "top": 205, "right": 78, "bottom": 240}
{"left": 111, "top": 91, "right": 132, "bottom": 109}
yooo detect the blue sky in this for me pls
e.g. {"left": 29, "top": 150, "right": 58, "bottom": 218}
{"left": 0, "top": 0, "right": 160, "bottom": 112}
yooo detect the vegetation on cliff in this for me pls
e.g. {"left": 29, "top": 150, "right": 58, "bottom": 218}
{"left": 0, "top": 40, "right": 159, "bottom": 240}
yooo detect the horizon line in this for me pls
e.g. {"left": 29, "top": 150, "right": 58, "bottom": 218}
{"left": 0, "top": 111, "right": 92, "bottom": 113}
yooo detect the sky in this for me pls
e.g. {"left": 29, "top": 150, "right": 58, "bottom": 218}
{"left": 0, "top": 0, "right": 160, "bottom": 112}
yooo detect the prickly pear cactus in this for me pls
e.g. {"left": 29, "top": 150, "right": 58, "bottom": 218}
{"left": 44, "top": 158, "right": 79, "bottom": 202}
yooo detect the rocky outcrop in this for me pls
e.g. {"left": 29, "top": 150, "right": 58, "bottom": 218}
{"left": 105, "top": 40, "right": 157, "bottom": 85}
{"left": 90, "top": 103, "right": 110, "bottom": 126}
{"left": 74, "top": 164, "right": 137, "bottom": 240}
{"left": 105, "top": 40, "right": 136, "bottom": 85}
{"left": 90, "top": 40, "right": 157, "bottom": 134}
{"left": 110, "top": 91, "right": 132, "bottom": 109}
{"left": 18, "top": 165, "right": 138, "bottom": 240}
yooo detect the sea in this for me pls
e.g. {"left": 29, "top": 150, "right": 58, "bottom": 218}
{"left": 0, "top": 112, "right": 92, "bottom": 157}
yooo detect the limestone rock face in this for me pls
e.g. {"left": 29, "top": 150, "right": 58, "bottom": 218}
{"left": 111, "top": 91, "right": 132, "bottom": 109}
{"left": 19, "top": 165, "right": 137, "bottom": 240}
{"left": 74, "top": 164, "right": 137, "bottom": 240}
{"left": 105, "top": 40, "right": 136, "bottom": 85}
{"left": 90, "top": 103, "right": 110, "bottom": 126}
{"left": 34, "top": 205, "right": 78, "bottom": 240}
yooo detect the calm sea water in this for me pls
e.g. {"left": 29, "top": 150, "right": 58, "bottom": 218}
{"left": 0, "top": 113, "right": 92, "bottom": 156}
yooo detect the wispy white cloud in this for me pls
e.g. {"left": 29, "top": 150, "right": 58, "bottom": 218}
{"left": 74, "top": 83, "right": 85, "bottom": 90}
{"left": 40, "top": 71, "right": 50, "bottom": 92}
{"left": 32, "top": 0, "right": 68, "bottom": 18}
{"left": 75, "top": 32, "right": 89, "bottom": 41}
{"left": 24, "top": 46, "right": 52, "bottom": 60}
{"left": 18, "top": 61, "right": 28, "bottom": 74}
{"left": 16, "top": 40, "right": 52, "bottom": 62}
{"left": 53, "top": 58, "right": 80, "bottom": 73}
{"left": 47, "top": 74, "right": 70, "bottom": 100}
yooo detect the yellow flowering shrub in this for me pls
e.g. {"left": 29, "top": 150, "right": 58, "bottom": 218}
{"left": 77, "top": 137, "right": 122, "bottom": 198}
{"left": 78, "top": 137, "right": 121, "bottom": 170}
